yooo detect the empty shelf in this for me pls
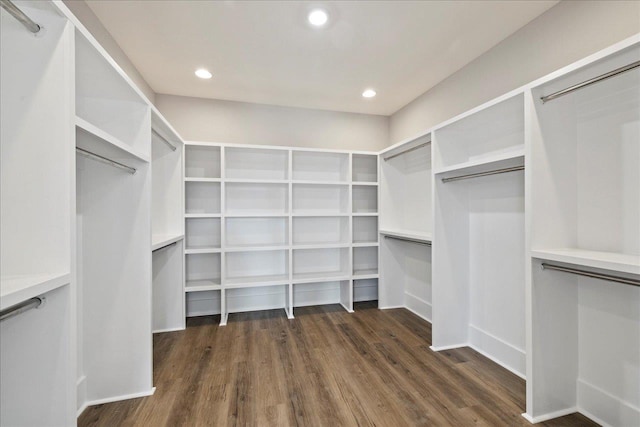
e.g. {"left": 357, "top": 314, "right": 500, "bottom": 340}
{"left": 224, "top": 274, "right": 290, "bottom": 288}
{"left": 435, "top": 149, "right": 524, "bottom": 176}
{"left": 380, "top": 229, "right": 432, "bottom": 244}
{"left": 185, "top": 280, "right": 221, "bottom": 292}
{"left": 151, "top": 234, "right": 184, "bottom": 251}
{"left": 1, "top": 272, "right": 71, "bottom": 311}
{"left": 531, "top": 248, "right": 640, "bottom": 275}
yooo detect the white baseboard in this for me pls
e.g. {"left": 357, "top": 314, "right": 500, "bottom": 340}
{"left": 76, "top": 375, "right": 87, "bottom": 417}
{"left": 404, "top": 292, "right": 431, "bottom": 322}
{"left": 429, "top": 343, "right": 469, "bottom": 352}
{"left": 378, "top": 304, "right": 404, "bottom": 310}
{"left": 468, "top": 324, "right": 526, "bottom": 379}
{"left": 577, "top": 378, "right": 640, "bottom": 427}
{"left": 521, "top": 407, "right": 578, "bottom": 423}
{"left": 85, "top": 387, "right": 156, "bottom": 407}
{"left": 152, "top": 326, "right": 185, "bottom": 334}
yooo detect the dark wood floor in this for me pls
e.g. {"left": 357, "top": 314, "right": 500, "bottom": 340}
{"left": 79, "top": 302, "right": 597, "bottom": 426}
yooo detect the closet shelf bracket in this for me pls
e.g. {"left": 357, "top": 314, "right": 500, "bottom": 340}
{"left": 0, "top": 0, "right": 41, "bottom": 33}
{"left": 76, "top": 147, "right": 137, "bottom": 174}
{"left": 541, "top": 263, "right": 640, "bottom": 287}
{"left": 0, "top": 297, "right": 45, "bottom": 322}
{"left": 540, "top": 60, "right": 640, "bottom": 103}
{"left": 441, "top": 165, "right": 523, "bottom": 183}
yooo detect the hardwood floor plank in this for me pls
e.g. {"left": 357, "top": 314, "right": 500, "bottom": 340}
{"left": 78, "top": 304, "right": 599, "bottom": 427}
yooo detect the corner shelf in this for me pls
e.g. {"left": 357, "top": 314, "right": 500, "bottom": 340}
{"left": 531, "top": 248, "right": 640, "bottom": 275}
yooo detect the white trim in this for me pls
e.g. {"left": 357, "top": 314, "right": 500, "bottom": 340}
{"left": 521, "top": 407, "right": 578, "bottom": 424}
{"left": 85, "top": 387, "right": 156, "bottom": 407}
{"left": 152, "top": 326, "right": 185, "bottom": 334}
{"left": 404, "top": 292, "right": 432, "bottom": 322}
{"left": 577, "top": 378, "right": 640, "bottom": 427}
{"left": 429, "top": 343, "right": 469, "bottom": 352}
{"left": 468, "top": 324, "right": 526, "bottom": 379}
{"left": 378, "top": 304, "right": 405, "bottom": 310}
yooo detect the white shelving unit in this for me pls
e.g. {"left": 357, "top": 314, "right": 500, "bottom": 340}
{"left": 525, "top": 42, "right": 640, "bottom": 425}
{"left": 431, "top": 93, "right": 526, "bottom": 380}
{"left": 379, "top": 134, "right": 433, "bottom": 320}
{"left": 151, "top": 110, "right": 185, "bottom": 334}
{"left": 1, "top": 3, "right": 75, "bottom": 425}
{"left": 183, "top": 144, "right": 379, "bottom": 324}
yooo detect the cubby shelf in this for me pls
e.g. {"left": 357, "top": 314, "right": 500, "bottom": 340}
{"left": 185, "top": 248, "right": 222, "bottom": 254}
{"left": 292, "top": 272, "right": 351, "bottom": 284}
{"left": 225, "top": 245, "right": 290, "bottom": 252}
{"left": 292, "top": 180, "right": 350, "bottom": 186}
{"left": 352, "top": 181, "right": 378, "bottom": 186}
{"left": 185, "top": 280, "right": 221, "bottom": 292}
{"left": 353, "top": 242, "right": 379, "bottom": 248}
{"left": 531, "top": 248, "right": 640, "bottom": 275}
{"left": 185, "top": 177, "right": 221, "bottom": 182}
{"left": 225, "top": 275, "right": 290, "bottom": 289}
{"left": 292, "top": 213, "right": 350, "bottom": 217}
{"left": 353, "top": 213, "right": 378, "bottom": 217}
{"left": 225, "top": 178, "right": 289, "bottom": 184}
{"left": 353, "top": 270, "right": 379, "bottom": 279}
{"left": 0, "top": 272, "right": 71, "bottom": 311}
{"left": 293, "top": 243, "right": 351, "bottom": 250}
{"left": 185, "top": 213, "right": 222, "bottom": 218}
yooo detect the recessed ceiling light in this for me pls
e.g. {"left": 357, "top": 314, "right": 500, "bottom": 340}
{"left": 195, "top": 68, "right": 212, "bottom": 79}
{"left": 362, "top": 89, "right": 377, "bottom": 98}
{"left": 308, "top": 9, "right": 328, "bottom": 27}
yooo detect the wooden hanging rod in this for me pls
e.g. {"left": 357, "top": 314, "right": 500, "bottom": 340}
{"left": 0, "top": 0, "right": 41, "bottom": 33}
{"left": 0, "top": 297, "right": 44, "bottom": 322}
{"left": 541, "top": 263, "right": 640, "bottom": 287}
{"left": 76, "top": 147, "right": 137, "bottom": 174}
{"left": 441, "top": 165, "right": 524, "bottom": 183}
{"left": 152, "top": 129, "right": 177, "bottom": 152}
{"left": 541, "top": 60, "right": 640, "bottom": 103}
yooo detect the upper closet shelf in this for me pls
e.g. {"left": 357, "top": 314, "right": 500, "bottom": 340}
{"left": 0, "top": 272, "right": 71, "bottom": 311}
{"left": 151, "top": 234, "right": 184, "bottom": 252}
{"left": 380, "top": 229, "right": 432, "bottom": 244}
{"left": 434, "top": 149, "right": 524, "bottom": 176}
{"left": 292, "top": 180, "right": 350, "bottom": 186}
{"left": 76, "top": 117, "right": 150, "bottom": 164}
{"left": 185, "top": 178, "right": 221, "bottom": 183}
{"left": 226, "top": 178, "right": 289, "bottom": 184}
{"left": 531, "top": 248, "right": 640, "bottom": 275}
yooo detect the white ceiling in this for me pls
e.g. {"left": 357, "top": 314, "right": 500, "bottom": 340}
{"left": 87, "top": 1, "right": 558, "bottom": 115}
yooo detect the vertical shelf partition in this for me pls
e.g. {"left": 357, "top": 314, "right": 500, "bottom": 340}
{"left": 183, "top": 144, "right": 379, "bottom": 324}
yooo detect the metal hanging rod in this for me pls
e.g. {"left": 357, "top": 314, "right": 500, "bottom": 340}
{"left": 1, "top": 297, "right": 44, "bottom": 322}
{"left": 384, "top": 141, "right": 430, "bottom": 161}
{"left": 152, "top": 241, "right": 178, "bottom": 252}
{"left": 384, "top": 235, "right": 432, "bottom": 246}
{"left": 442, "top": 165, "right": 524, "bottom": 183}
{"left": 0, "top": 0, "right": 41, "bottom": 33}
{"left": 541, "top": 263, "right": 640, "bottom": 287}
{"left": 541, "top": 60, "right": 640, "bottom": 103}
{"left": 152, "top": 129, "right": 177, "bottom": 152}
{"left": 76, "top": 147, "right": 137, "bottom": 174}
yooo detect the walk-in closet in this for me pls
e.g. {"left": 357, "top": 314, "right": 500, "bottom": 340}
{"left": 1, "top": 1, "right": 638, "bottom": 426}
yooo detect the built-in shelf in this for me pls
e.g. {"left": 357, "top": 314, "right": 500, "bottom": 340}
{"left": 531, "top": 248, "right": 640, "bottom": 275}
{"left": 185, "top": 213, "right": 222, "bottom": 218}
{"left": 225, "top": 274, "right": 290, "bottom": 289}
{"left": 353, "top": 242, "right": 379, "bottom": 248}
{"left": 353, "top": 269, "right": 379, "bottom": 279}
{"left": 353, "top": 213, "right": 378, "bottom": 217}
{"left": 151, "top": 234, "right": 184, "bottom": 251}
{"left": 0, "top": 272, "right": 71, "bottom": 311}
{"left": 293, "top": 243, "right": 351, "bottom": 250}
{"left": 185, "top": 248, "right": 222, "bottom": 255}
{"left": 352, "top": 181, "right": 378, "bottom": 186}
{"left": 379, "top": 228, "right": 432, "bottom": 244}
{"left": 292, "top": 271, "right": 351, "bottom": 284}
{"left": 292, "top": 180, "right": 350, "bottom": 186}
{"left": 185, "top": 177, "right": 221, "bottom": 182}
{"left": 434, "top": 149, "right": 524, "bottom": 176}
{"left": 185, "top": 280, "right": 221, "bottom": 292}
{"left": 226, "top": 178, "right": 289, "bottom": 184}
{"left": 76, "top": 116, "right": 150, "bottom": 164}
{"left": 292, "top": 212, "right": 350, "bottom": 217}
{"left": 224, "top": 212, "right": 290, "bottom": 218}
{"left": 225, "top": 245, "right": 289, "bottom": 253}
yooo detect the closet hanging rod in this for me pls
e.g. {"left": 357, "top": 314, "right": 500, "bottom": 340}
{"left": 76, "top": 147, "right": 137, "bottom": 174}
{"left": 0, "top": 0, "right": 41, "bottom": 33}
{"left": 540, "top": 60, "right": 640, "bottom": 103}
{"left": 384, "top": 235, "right": 432, "bottom": 246}
{"left": 384, "top": 141, "right": 430, "bottom": 161}
{"left": 0, "top": 297, "right": 44, "bottom": 322}
{"left": 441, "top": 165, "right": 524, "bottom": 183}
{"left": 541, "top": 263, "right": 640, "bottom": 287}
{"left": 152, "top": 241, "right": 177, "bottom": 252}
{"left": 152, "top": 129, "right": 177, "bottom": 152}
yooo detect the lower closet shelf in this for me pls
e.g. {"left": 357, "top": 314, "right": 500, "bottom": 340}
{"left": 185, "top": 280, "right": 221, "bottom": 292}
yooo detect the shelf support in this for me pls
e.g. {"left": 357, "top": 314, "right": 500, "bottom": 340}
{"left": 1, "top": 0, "right": 41, "bottom": 33}
{"left": 540, "top": 60, "right": 640, "bottom": 103}
{"left": 541, "top": 263, "right": 640, "bottom": 287}
{"left": 441, "top": 165, "right": 523, "bottom": 183}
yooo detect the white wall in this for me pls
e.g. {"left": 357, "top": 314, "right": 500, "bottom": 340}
{"left": 389, "top": 0, "right": 640, "bottom": 144}
{"left": 62, "top": 0, "right": 155, "bottom": 103}
{"left": 155, "top": 94, "right": 389, "bottom": 152}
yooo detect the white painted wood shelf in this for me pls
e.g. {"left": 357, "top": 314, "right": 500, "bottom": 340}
{"left": 151, "top": 234, "right": 184, "bottom": 252}
{"left": 379, "top": 229, "right": 432, "bottom": 244}
{"left": 434, "top": 148, "right": 524, "bottom": 176}
{"left": 531, "top": 248, "right": 640, "bottom": 275}
{"left": 76, "top": 117, "right": 150, "bottom": 164}
{"left": 0, "top": 273, "right": 71, "bottom": 311}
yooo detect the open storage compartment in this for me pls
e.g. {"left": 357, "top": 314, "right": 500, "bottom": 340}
{"left": 292, "top": 183, "right": 348, "bottom": 215}
{"left": 185, "top": 252, "right": 221, "bottom": 291}
{"left": 226, "top": 182, "right": 289, "bottom": 216}
{"left": 292, "top": 150, "right": 349, "bottom": 182}
{"left": 526, "top": 43, "right": 640, "bottom": 425}
{"left": 225, "top": 249, "right": 289, "bottom": 287}
{"left": 185, "top": 218, "right": 221, "bottom": 252}
{"left": 353, "top": 216, "right": 378, "bottom": 244}
{"left": 352, "top": 185, "right": 378, "bottom": 214}
{"left": 293, "top": 247, "right": 350, "bottom": 282}
{"left": 185, "top": 144, "right": 221, "bottom": 179}
{"left": 352, "top": 154, "right": 378, "bottom": 183}
{"left": 226, "top": 217, "right": 288, "bottom": 249}
{"left": 293, "top": 216, "right": 349, "bottom": 246}
{"left": 353, "top": 246, "right": 378, "bottom": 277}
{"left": 185, "top": 182, "right": 221, "bottom": 215}
{"left": 225, "top": 146, "right": 288, "bottom": 181}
